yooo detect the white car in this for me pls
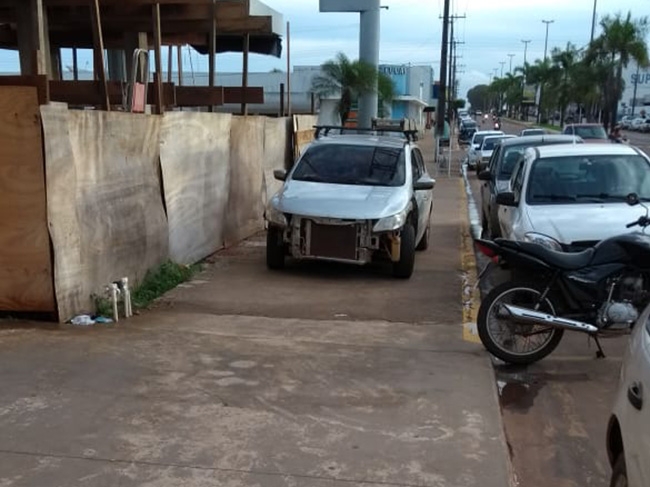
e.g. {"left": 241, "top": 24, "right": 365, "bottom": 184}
{"left": 607, "top": 304, "right": 650, "bottom": 487}
{"left": 467, "top": 130, "right": 504, "bottom": 169}
{"left": 266, "top": 127, "right": 435, "bottom": 279}
{"left": 476, "top": 135, "right": 516, "bottom": 172}
{"left": 620, "top": 115, "right": 634, "bottom": 130}
{"left": 497, "top": 144, "right": 650, "bottom": 250}
{"left": 631, "top": 117, "right": 646, "bottom": 131}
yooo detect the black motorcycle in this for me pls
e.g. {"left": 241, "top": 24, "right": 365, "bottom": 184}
{"left": 474, "top": 193, "right": 650, "bottom": 365}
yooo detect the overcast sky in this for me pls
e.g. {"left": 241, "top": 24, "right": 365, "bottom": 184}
{"left": 0, "top": 0, "right": 646, "bottom": 99}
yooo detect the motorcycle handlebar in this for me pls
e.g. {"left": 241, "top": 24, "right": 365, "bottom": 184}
{"left": 627, "top": 216, "right": 650, "bottom": 228}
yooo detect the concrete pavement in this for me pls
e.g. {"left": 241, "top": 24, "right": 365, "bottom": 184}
{"left": 0, "top": 137, "right": 513, "bottom": 487}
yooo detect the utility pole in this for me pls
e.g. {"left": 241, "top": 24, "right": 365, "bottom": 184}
{"left": 507, "top": 54, "right": 515, "bottom": 74}
{"left": 632, "top": 63, "right": 640, "bottom": 116}
{"left": 590, "top": 0, "right": 597, "bottom": 43}
{"left": 521, "top": 39, "right": 531, "bottom": 65}
{"left": 435, "top": 0, "right": 451, "bottom": 135}
{"left": 542, "top": 19, "right": 554, "bottom": 60}
{"left": 447, "top": 17, "right": 454, "bottom": 122}
{"left": 499, "top": 61, "right": 505, "bottom": 78}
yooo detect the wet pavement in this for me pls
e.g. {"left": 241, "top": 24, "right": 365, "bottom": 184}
{"left": 464, "top": 126, "right": 628, "bottom": 487}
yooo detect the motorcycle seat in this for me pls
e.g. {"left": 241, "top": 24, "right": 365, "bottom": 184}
{"left": 495, "top": 239, "right": 595, "bottom": 270}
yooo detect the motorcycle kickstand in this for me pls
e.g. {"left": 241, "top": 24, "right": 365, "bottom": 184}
{"left": 591, "top": 334, "right": 606, "bottom": 359}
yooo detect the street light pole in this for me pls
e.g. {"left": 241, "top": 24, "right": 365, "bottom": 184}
{"left": 508, "top": 53, "right": 515, "bottom": 74}
{"left": 590, "top": 0, "right": 597, "bottom": 43}
{"left": 542, "top": 19, "right": 554, "bottom": 60}
{"left": 521, "top": 39, "right": 531, "bottom": 65}
{"left": 499, "top": 61, "right": 505, "bottom": 78}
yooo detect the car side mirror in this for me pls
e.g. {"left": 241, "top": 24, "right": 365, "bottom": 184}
{"left": 626, "top": 192, "right": 640, "bottom": 206}
{"left": 496, "top": 192, "right": 517, "bottom": 207}
{"left": 478, "top": 170, "right": 492, "bottom": 181}
{"left": 273, "top": 169, "right": 287, "bottom": 181}
{"left": 414, "top": 177, "right": 436, "bottom": 191}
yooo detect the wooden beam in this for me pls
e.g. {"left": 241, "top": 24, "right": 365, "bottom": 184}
{"left": 207, "top": 0, "right": 216, "bottom": 112}
{"left": 167, "top": 44, "right": 173, "bottom": 83}
{"left": 177, "top": 44, "right": 182, "bottom": 86}
{"left": 72, "top": 46, "right": 78, "bottom": 80}
{"left": 223, "top": 86, "right": 263, "bottom": 105}
{"left": 241, "top": 33, "right": 249, "bottom": 115}
{"left": 152, "top": 3, "right": 164, "bottom": 114}
{"left": 175, "top": 86, "right": 223, "bottom": 106}
{"left": 90, "top": 0, "right": 110, "bottom": 110}
{"left": 49, "top": 80, "right": 175, "bottom": 107}
{"left": 0, "top": 75, "right": 50, "bottom": 106}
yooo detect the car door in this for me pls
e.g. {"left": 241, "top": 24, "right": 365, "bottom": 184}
{"left": 411, "top": 148, "right": 432, "bottom": 241}
{"left": 619, "top": 316, "right": 650, "bottom": 486}
{"left": 498, "top": 159, "right": 525, "bottom": 239}
{"left": 481, "top": 145, "right": 500, "bottom": 221}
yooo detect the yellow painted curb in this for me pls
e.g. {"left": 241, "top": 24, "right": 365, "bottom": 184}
{"left": 459, "top": 178, "right": 482, "bottom": 344}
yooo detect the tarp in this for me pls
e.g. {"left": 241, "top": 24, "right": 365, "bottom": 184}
{"left": 159, "top": 112, "right": 232, "bottom": 265}
{"left": 41, "top": 106, "right": 168, "bottom": 321}
{"left": 224, "top": 116, "right": 266, "bottom": 246}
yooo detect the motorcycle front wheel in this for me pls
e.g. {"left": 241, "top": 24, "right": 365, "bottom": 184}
{"left": 477, "top": 281, "right": 564, "bottom": 365}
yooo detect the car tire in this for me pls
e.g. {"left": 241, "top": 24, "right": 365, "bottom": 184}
{"left": 480, "top": 216, "right": 491, "bottom": 239}
{"left": 416, "top": 222, "right": 430, "bottom": 251}
{"left": 266, "top": 225, "right": 286, "bottom": 270}
{"left": 393, "top": 224, "right": 416, "bottom": 279}
{"left": 610, "top": 454, "right": 628, "bottom": 487}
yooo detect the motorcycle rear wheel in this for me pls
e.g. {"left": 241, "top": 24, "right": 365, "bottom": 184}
{"left": 477, "top": 281, "right": 564, "bottom": 365}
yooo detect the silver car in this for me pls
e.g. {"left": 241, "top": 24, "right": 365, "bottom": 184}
{"left": 265, "top": 130, "right": 435, "bottom": 278}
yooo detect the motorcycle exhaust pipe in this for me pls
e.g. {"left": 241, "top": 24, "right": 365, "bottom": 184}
{"left": 503, "top": 304, "right": 598, "bottom": 333}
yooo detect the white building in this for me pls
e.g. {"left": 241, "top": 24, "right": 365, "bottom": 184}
{"left": 620, "top": 62, "right": 650, "bottom": 116}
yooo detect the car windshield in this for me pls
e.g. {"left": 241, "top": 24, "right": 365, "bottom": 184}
{"left": 498, "top": 141, "right": 582, "bottom": 180}
{"left": 291, "top": 143, "right": 406, "bottom": 187}
{"left": 473, "top": 133, "right": 496, "bottom": 146}
{"left": 462, "top": 121, "right": 478, "bottom": 129}
{"left": 573, "top": 126, "right": 607, "bottom": 139}
{"left": 526, "top": 154, "right": 650, "bottom": 204}
{"left": 481, "top": 138, "right": 505, "bottom": 151}
{"left": 523, "top": 129, "right": 545, "bottom": 136}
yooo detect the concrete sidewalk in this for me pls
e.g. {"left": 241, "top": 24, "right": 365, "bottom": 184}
{"left": 0, "top": 140, "right": 512, "bottom": 487}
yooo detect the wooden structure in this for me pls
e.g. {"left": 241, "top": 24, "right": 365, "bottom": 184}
{"left": 0, "top": 0, "right": 283, "bottom": 112}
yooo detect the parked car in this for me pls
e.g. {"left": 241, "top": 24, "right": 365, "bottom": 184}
{"left": 466, "top": 130, "right": 504, "bottom": 169}
{"left": 631, "top": 117, "right": 646, "bottom": 131}
{"left": 562, "top": 123, "right": 609, "bottom": 143}
{"left": 520, "top": 128, "right": 546, "bottom": 137}
{"left": 475, "top": 135, "right": 516, "bottom": 173}
{"left": 620, "top": 115, "right": 634, "bottom": 130}
{"left": 265, "top": 127, "right": 435, "bottom": 279}
{"left": 641, "top": 119, "right": 650, "bottom": 133}
{"left": 458, "top": 121, "right": 478, "bottom": 145}
{"left": 497, "top": 144, "right": 650, "bottom": 251}
{"left": 477, "top": 134, "right": 583, "bottom": 239}
{"left": 607, "top": 303, "right": 650, "bottom": 487}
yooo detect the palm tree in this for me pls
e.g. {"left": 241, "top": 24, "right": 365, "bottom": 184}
{"left": 311, "top": 52, "right": 395, "bottom": 125}
{"left": 590, "top": 12, "right": 649, "bottom": 130}
{"left": 550, "top": 43, "right": 580, "bottom": 126}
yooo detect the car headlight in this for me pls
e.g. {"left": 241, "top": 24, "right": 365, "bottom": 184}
{"left": 265, "top": 205, "right": 288, "bottom": 227}
{"left": 373, "top": 210, "right": 407, "bottom": 232}
{"left": 524, "top": 232, "right": 563, "bottom": 251}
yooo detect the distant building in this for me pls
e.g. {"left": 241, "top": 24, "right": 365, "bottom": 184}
{"left": 620, "top": 62, "right": 650, "bottom": 116}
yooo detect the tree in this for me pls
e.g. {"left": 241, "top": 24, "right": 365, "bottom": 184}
{"left": 466, "top": 84, "right": 490, "bottom": 112}
{"left": 590, "top": 12, "right": 649, "bottom": 130}
{"left": 378, "top": 72, "right": 396, "bottom": 118}
{"left": 453, "top": 99, "right": 466, "bottom": 110}
{"left": 311, "top": 52, "right": 395, "bottom": 125}
{"left": 550, "top": 43, "right": 580, "bottom": 126}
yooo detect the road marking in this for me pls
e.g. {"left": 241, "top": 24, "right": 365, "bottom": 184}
{"left": 459, "top": 178, "right": 482, "bottom": 344}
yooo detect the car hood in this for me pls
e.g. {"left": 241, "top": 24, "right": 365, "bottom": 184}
{"left": 526, "top": 203, "right": 644, "bottom": 244}
{"left": 271, "top": 180, "right": 409, "bottom": 220}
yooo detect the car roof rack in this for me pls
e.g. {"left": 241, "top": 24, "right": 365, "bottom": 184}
{"left": 313, "top": 121, "right": 419, "bottom": 142}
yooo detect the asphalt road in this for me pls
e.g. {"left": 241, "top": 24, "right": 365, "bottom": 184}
{"left": 465, "top": 120, "right": 628, "bottom": 487}
{"left": 622, "top": 128, "right": 650, "bottom": 154}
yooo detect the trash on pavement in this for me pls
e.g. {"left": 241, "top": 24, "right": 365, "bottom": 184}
{"left": 70, "top": 315, "right": 95, "bottom": 326}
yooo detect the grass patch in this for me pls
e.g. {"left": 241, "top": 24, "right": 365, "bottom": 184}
{"left": 539, "top": 123, "right": 560, "bottom": 132}
{"left": 132, "top": 261, "right": 201, "bottom": 309}
{"left": 92, "top": 260, "right": 202, "bottom": 316}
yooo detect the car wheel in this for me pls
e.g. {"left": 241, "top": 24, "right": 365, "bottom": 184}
{"left": 610, "top": 454, "right": 627, "bottom": 487}
{"left": 480, "top": 216, "right": 491, "bottom": 239}
{"left": 266, "top": 225, "right": 286, "bottom": 270}
{"left": 393, "top": 224, "right": 416, "bottom": 279}
{"left": 416, "top": 222, "right": 430, "bottom": 251}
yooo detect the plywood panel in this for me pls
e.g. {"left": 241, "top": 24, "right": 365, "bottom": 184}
{"left": 262, "top": 117, "right": 290, "bottom": 205}
{"left": 224, "top": 116, "right": 265, "bottom": 246}
{"left": 293, "top": 114, "right": 318, "bottom": 161}
{"left": 41, "top": 105, "right": 168, "bottom": 321}
{"left": 159, "top": 111, "right": 232, "bottom": 265}
{"left": 0, "top": 86, "right": 55, "bottom": 312}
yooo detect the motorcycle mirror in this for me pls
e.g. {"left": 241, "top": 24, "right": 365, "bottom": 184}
{"left": 626, "top": 193, "right": 640, "bottom": 206}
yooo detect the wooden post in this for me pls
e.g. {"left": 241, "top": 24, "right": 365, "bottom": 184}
{"left": 208, "top": 0, "right": 217, "bottom": 112}
{"left": 72, "top": 47, "right": 78, "bottom": 80}
{"left": 286, "top": 21, "right": 291, "bottom": 117}
{"left": 311, "top": 92, "right": 316, "bottom": 114}
{"left": 177, "top": 45, "right": 183, "bottom": 86}
{"left": 152, "top": 3, "right": 164, "bottom": 114}
{"left": 167, "top": 45, "right": 173, "bottom": 83}
{"left": 90, "top": 0, "right": 110, "bottom": 110}
{"left": 280, "top": 82, "right": 285, "bottom": 117}
{"left": 241, "top": 34, "right": 249, "bottom": 116}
